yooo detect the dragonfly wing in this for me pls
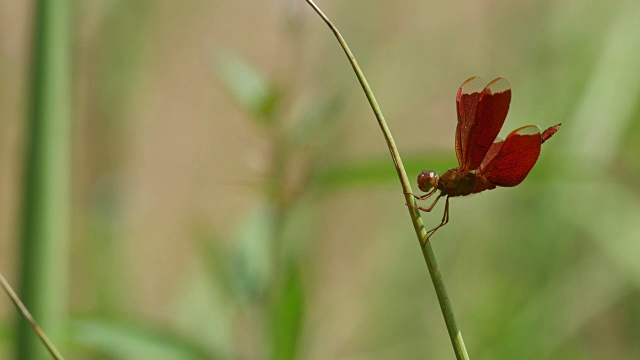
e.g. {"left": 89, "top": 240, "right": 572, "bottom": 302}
{"left": 464, "top": 78, "right": 511, "bottom": 171}
{"left": 480, "top": 125, "right": 542, "bottom": 187}
{"left": 456, "top": 77, "right": 486, "bottom": 169}
{"left": 479, "top": 136, "right": 504, "bottom": 170}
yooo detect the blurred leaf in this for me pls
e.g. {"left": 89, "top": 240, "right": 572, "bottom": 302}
{"left": 479, "top": 253, "right": 625, "bottom": 359}
{"left": 563, "top": 1, "right": 640, "bottom": 167}
{"left": 312, "top": 152, "right": 455, "bottom": 191}
{"left": 232, "top": 205, "right": 274, "bottom": 301}
{"left": 288, "top": 93, "right": 346, "bottom": 149}
{"left": 72, "top": 318, "right": 212, "bottom": 360}
{"left": 270, "top": 261, "right": 305, "bottom": 360}
{"left": 311, "top": 149, "right": 574, "bottom": 193}
{"left": 193, "top": 229, "right": 236, "bottom": 300}
{"left": 217, "top": 51, "right": 280, "bottom": 123}
{"left": 173, "top": 261, "right": 236, "bottom": 359}
{"left": 617, "top": 91, "right": 640, "bottom": 190}
{"left": 567, "top": 184, "right": 640, "bottom": 287}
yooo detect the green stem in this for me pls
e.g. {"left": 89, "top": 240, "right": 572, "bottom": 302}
{"left": 303, "top": 1, "right": 469, "bottom": 359}
{"left": 0, "top": 273, "right": 65, "bottom": 360}
{"left": 18, "top": 0, "right": 71, "bottom": 358}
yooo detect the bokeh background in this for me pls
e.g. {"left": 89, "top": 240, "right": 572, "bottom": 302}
{"left": 1, "top": 0, "right": 640, "bottom": 359}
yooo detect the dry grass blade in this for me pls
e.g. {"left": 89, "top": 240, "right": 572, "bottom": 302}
{"left": 0, "top": 272, "right": 65, "bottom": 360}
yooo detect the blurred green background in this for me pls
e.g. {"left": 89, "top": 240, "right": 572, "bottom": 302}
{"left": 1, "top": 0, "right": 640, "bottom": 359}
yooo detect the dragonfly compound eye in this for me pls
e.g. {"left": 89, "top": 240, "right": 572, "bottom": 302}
{"left": 417, "top": 170, "right": 439, "bottom": 192}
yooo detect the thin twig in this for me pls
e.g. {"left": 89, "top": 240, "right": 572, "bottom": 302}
{"left": 0, "top": 272, "right": 65, "bottom": 360}
{"left": 302, "top": 1, "right": 470, "bottom": 359}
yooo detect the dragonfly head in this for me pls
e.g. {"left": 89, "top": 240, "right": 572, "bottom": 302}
{"left": 417, "top": 170, "right": 439, "bottom": 192}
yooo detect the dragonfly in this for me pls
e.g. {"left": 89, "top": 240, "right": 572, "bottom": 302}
{"left": 410, "top": 77, "right": 561, "bottom": 240}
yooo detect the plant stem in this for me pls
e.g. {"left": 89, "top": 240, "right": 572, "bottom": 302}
{"left": 18, "top": 0, "right": 71, "bottom": 358}
{"left": 0, "top": 273, "right": 65, "bottom": 360}
{"left": 302, "top": 1, "right": 470, "bottom": 358}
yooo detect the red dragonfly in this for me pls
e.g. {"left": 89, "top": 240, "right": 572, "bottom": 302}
{"left": 411, "top": 77, "right": 561, "bottom": 240}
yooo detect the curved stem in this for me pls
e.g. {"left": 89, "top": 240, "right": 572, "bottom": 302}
{"left": 0, "top": 273, "right": 65, "bottom": 360}
{"left": 303, "top": 1, "right": 470, "bottom": 359}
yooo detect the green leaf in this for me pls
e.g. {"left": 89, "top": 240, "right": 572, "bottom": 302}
{"left": 288, "top": 93, "right": 346, "bottom": 149}
{"left": 232, "top": 205, "right": 274, "bottom": 301}
{"left": 312, "top": 152, "right": 456, "bottom": 191}
{"left": 270, "top": 261, "right": 305, "bottom": 360}
{"left": 217, "top": 51, "right": 280, "bottom": 123}
{"left": 71, "top": 318, "right": 213, "bottom": 360}
{"left": 193, "top": 229, "right": 236, "bottom": 300}
{"left": 562, "top": 1, "right": 640, "bottom": 167}
{"left": 172, "top": 257, "right": 236, "bottom": 359}
{"left": 311, "top": 150, "right": 569, "bottom": 193}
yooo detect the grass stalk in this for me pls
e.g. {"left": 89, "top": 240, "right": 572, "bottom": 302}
{"left": 302, "top": 1, "right": 470, "bottom": 358}
{"left": 18, "top": 0, "right": 71, "bottom": 358}
{"left": 0, "top": 273, "right": 65, "bottom": 360}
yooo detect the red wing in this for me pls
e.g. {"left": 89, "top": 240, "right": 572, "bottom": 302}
{"left": 463, "top": 78, "right": 512, "bottom": 171}
{"left": 456, "top": 77, "right": 486, "bottom": 168}
{"left": 479, "top": 125, "right": 542, "bottom": 187}
{"left": 479, "top": 136, "right": 504, "bottom": 170}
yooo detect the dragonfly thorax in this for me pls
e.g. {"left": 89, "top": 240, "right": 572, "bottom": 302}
{"left": 439, "top": 168, "right": 495, "bottom": 197}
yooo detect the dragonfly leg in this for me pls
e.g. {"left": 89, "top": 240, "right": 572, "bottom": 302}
{"left": 406, "top": 187, "right": 437, "bottom": 201}
{"left": 428, "top": 196, "right": 450, "bottom": 236}
{"left": 426, "top": 196, "right": 450, "bottom": 240}
{"left": 407, "top": 193, "right": 443, "bottom": 212}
